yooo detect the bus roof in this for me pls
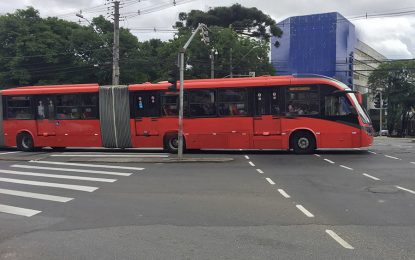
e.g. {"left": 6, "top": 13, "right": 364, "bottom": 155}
{"left": 1, "top": 75, "right": 347, "bottom": 95}
{"left": 1, "top": 83, "right": 99, "bottom": 95}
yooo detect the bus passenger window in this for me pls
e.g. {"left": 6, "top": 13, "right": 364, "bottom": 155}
{"left": 161, "top": 94, "right": 187, "bottom": 116}
{"left": 325, "top": 95, "right": 353, "bottom": 116}
{"left": 134, "top": 92, "right": 160, "bottom": 118}
{"left": 6, "top": 96, "right": 33, "bottom": 120}
{"left": 286, "top": 87, "right": 320, "bottom": 116}
{"left": 271, "top": 91, "right": 281, "bottom": 115}
{"left": 217, "top": 89, "right": 248, "bottom": 116}
{"left": 189, "top": 90, "right": 215, "bottom": 117}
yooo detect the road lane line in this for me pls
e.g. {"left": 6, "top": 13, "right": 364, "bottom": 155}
{"left": 19, "top": 164, "right": 132, "bottom": 176}
{"left": 384, "top": 155, "right": 401, "bottom": 160}
{"left": 339, "top": 165, "right": 353, "bottom": 171}
{"left": 324, "top": 159, "right": 335, "bottom": 164}
{"left": 0, "top": 151, "right": 21, "bottom": 155}
{"left": 277, "top": 189, "right": 290, "bottom": 198}
{"left": 244, "top": 155, "right": 250, "bottom": 160}
{"left": 29, "top": 160, "right": 144, "bottom": 171}
{"left": 396, "top": 186, "right": 415, "bottom": 194}
{"left": 314, "top": 154, "right": 321, "bottom": 157}
{"left": 51, "top": 154, "right": 168, "bottom": 158}
{"left": 325, "top": 230, "right": 354, "bottom": 249}
{"left": 0, "top": 188, "right": 73, "bottom": 202}
{"left": 0, "top": 204, "right": 41, "bottom": 217}
{"left": 0, "top": 169, "right": 116, "bottom": 183}
{"left": 362, "top": 173, "right": 380, "bottom": 181}
{"left": 368, "top": 151, "right": 377, "bottom": 154}
{"left": 296, "top": 205, "right": 314, "bottom": 217}
{"left": 256, "top": 169, "right": 264, "bottom": 174}
{"left": 248, "top": 161, "right": 255, "bottom": 167}
{"left": 0, "top": 177, "right": 98, "bottom": 192}
{"left": 266, "top": 178, "right": 275, "bottom": 185}
{"left": 411, "top": 162, "right": 415, "bottom": 165}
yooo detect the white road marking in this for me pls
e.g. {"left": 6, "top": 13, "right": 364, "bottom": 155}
{"left": 244, "top": 155, "right": 250, "bottom": 160}
{"left": 248, "top": 161, "right": 255, "bottom": 167}
{"left": 266, "top": 178, "right": 275, "bottom": 185}
{"left": 368, "top": 151, "right": 377, "bottom": 154}
{"left": 256, "top": 169, "right": 264, "bottom": 174}
{"left": 362, "top": 173, "right": 380, "bottom": 181}
{"left": 0, "top": 169, "right": 116, "bottom": 183}
{"left": 0, "top": 177, "right": 98, "bottom": 192}
{"left": 325, "top": 230, "right": 354, "bottom": 249}
{"left": 384, "top": 155, "right": 401, "bottom": 160}
{"left": 296, "top": 205, "right": 314, "bottom": 217}
{"left": 396, "top": 186, "right": 415, "bottom": 194}
{"left": 50, "top": 154, "right": 168, "bottom": 158}
{"left": 0, "top": 188, "right": 73, "bottom": 202}
{"left": 0, "top": 204, "right": 41, "bottom": 217}
{"left": 29, "top": 160, "right": 144, "bottom": 171}
{"left": 20, "top": 164, "right": 132, "bottom": 176}
{"left": 277, "top": 189, "right": 290, "bottom": 198}
{"left": 339, "top": 165, "right": 353, "bottom": 171}
{"left": 314, "top": 154, "right": 321, "bottom": 157}
{"left": 411, "top": 162, "right": 415, "bottom": 165}
{"left": 324, "top": 159, "right": 335, "bottom": 164}
{"left": 0, "top": 151, "right": 21, "bottom": 155}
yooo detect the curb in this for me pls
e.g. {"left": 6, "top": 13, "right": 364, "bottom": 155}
{"left": 65, "top": 158, "right": 234, "bottom": 163}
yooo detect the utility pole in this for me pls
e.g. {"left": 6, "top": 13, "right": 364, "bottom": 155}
{"left": 112, "top": 1, "right": 120, "bottom": 85}
{"left": 210, "top": 48, "right": 217, "bottom": 79}
{"left": 379, "top": 91, "right": 383, "bottom": 133}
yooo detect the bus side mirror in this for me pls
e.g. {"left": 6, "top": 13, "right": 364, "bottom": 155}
{"left": 355, "top": 92, "right": 363, "bottom": 105}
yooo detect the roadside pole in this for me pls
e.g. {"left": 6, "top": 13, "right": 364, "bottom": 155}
{"left": 177, "top": 23, "right": 209, "bottom": 160}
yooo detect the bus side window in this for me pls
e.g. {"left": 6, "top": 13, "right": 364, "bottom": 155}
{"left": 135, "top": 92, "right": 160, "bottom": 118}
{"left": 271, "top": 89, "right": 281, "bottom": 115}
{"left": 217, "top": 89, "right": 248, "bottom": 116}
{"left": 6, "top": 96, "right": 33, "bottom": 120}
{"left": 161, "top": 94, "right": 188, "bottom": 117}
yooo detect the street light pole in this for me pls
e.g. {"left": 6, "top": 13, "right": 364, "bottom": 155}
{"left": 379, "top": 91, "right": 383, "bottom": 134}
{"left": 112, "top": 1, "right": 120, "bottom": 85}
{"left": 210, "top": 48, "right": 218, "bottom": 79}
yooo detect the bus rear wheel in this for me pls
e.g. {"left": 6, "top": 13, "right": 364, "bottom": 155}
{"left": 16, "top": 132, "right": 35, "bottom": 152}
{"left": 291, "top": 131, "right": 316, "bottom": 154}
{"left": 164, "top": 133, "right": 185, "bottom": 154}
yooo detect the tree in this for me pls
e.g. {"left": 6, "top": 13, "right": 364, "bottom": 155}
{"left": 368, "top": 60, "right": 415, "bottom": 136}
{"left": 175, "top": 4, "right": 282, "bottom": 47}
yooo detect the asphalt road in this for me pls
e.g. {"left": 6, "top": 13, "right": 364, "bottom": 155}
{"left": 0, "top": 137, "right": 415, "bottom": 259}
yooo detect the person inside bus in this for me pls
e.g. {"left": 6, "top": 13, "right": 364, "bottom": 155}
{"left": 47, "top": 100, "right": 55, "bottom": 120}
{"left": 37, "top": 100, "right": 45, "bottom": 119}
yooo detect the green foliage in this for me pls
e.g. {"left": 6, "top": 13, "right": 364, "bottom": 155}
{"left": 175, "top": 4, "right": 282, "bottom": 47}
{"left": 368, "top": 60, "right": 415, "bottom": 135}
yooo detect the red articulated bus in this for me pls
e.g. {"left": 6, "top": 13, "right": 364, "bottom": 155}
{"left": 0, "top": 75, "right": 373, "bottom": 153}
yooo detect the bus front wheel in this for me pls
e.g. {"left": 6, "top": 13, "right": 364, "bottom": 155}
{"left": 290, "top": 131, "right": 316, "bottom": 154}
{"left": 16, "top": 132, "right": 35, "bottom": 152}
{"left": 164, "top": 133, "right": 185, "bottom": 154}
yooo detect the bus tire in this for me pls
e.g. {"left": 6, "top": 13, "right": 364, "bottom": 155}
{"left": 16, "top": 132, "right": 35, "bottom": 152}
{"left": 290, "top": 131, "right": 316, "bottom": 154}
{"left": 163, "top": 133, "right": 185, "bottom": 154}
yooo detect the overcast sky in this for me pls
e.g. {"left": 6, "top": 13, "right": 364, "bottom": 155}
{"left": 1, "top": 0, "right": 414, "bottom": 59}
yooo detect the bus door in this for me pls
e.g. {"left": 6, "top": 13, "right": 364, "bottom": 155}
{"left": 35, "top": 96, "right": 57, "bottom": 137}
{"left": 134, "top": 91, "right": 160, "bottom": 138}
{"left": 253, "top": 88, "right": 282, "bottom": 148}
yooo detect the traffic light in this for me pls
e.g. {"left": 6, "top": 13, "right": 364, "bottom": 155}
{"left": 374, "top": 93, "right": 381, "bottom": 108}
{"left": 167, "top": 69, "right": 178, "bottom": 91}
{"left": 200, "top": 29, "right": 210, "bottom": 45}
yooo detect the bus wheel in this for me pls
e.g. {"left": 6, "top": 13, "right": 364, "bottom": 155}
{"left": 164, "top": 133, "right": 185, "bottom": 154}
{"left": 291, "top": 131, "right": 316, "bottom": 154}
{"left": 16, "top": 132, "right": 35, "bottom": 152}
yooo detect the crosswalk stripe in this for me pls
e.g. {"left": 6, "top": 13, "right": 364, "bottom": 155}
{"left": 0, "top": 177, "right": 98, "bottom": 192}
{"left": 0, "top": 204, "right": 41, "bottom": 217}
{"left": 0, "top": 188, "right": 73, "bottom": 202}
{"left": 0, "top": 168, "right": 117, "bottom": 183}
{"left": 29, "top": 160, "right": 144, "bottom": 171}
{"left": 16, "top": 164, "right": 132, "bottom": 176}
{"left": 0, "top": 151, "right": 21, "bottom": 155}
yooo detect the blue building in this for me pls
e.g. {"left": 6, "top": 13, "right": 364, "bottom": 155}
{"left": 271, "top": 12, "right": 377, "bottom": 90}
